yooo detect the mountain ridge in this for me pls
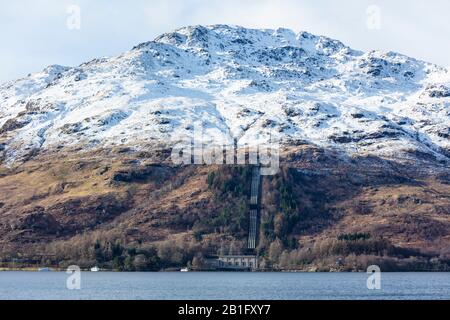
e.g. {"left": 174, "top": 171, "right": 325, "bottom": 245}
{"left": 0, "top": 24, "right": 449, "bottom": 166}
{"left": 1, "top": 25, "right": 450, "bottom": 270}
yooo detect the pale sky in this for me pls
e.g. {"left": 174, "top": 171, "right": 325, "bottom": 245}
{"left": 1, "top": 0, "right": 449, "bottom": 83}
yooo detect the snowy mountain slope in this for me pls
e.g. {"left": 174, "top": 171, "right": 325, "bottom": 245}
{"left": 0, "top": 25, "right": 449, "bottom": 164}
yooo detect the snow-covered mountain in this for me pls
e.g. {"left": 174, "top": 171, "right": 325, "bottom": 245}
{"left": 0, "top": 25, "right": 449, "bottom": 164}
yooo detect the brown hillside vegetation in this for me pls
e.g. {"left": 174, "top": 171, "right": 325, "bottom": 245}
{"left": 0, "top": 145, "right": 449, "bottom": 271}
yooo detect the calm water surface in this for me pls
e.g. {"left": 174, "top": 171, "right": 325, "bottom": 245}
{"left": 0, "top": 272, "right": 449, "bottom": 300}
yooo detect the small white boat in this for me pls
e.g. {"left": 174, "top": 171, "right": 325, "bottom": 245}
{"left": 180, "top": 268, "right": 189, "bottom": 272}
{"left": 90, "top": 266, "right": 100, "bottom": 272}
{"left": 38, "top": 267, "right": 51, "bottom": 272}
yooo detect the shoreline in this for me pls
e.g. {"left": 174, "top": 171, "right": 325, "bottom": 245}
{"left": 1, "top": 268, "right": 449, "bottom": 273}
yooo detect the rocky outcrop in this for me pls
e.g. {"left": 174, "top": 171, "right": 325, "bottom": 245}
{"left": 16, "top": 208, "right": 60, "bottom": 235}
